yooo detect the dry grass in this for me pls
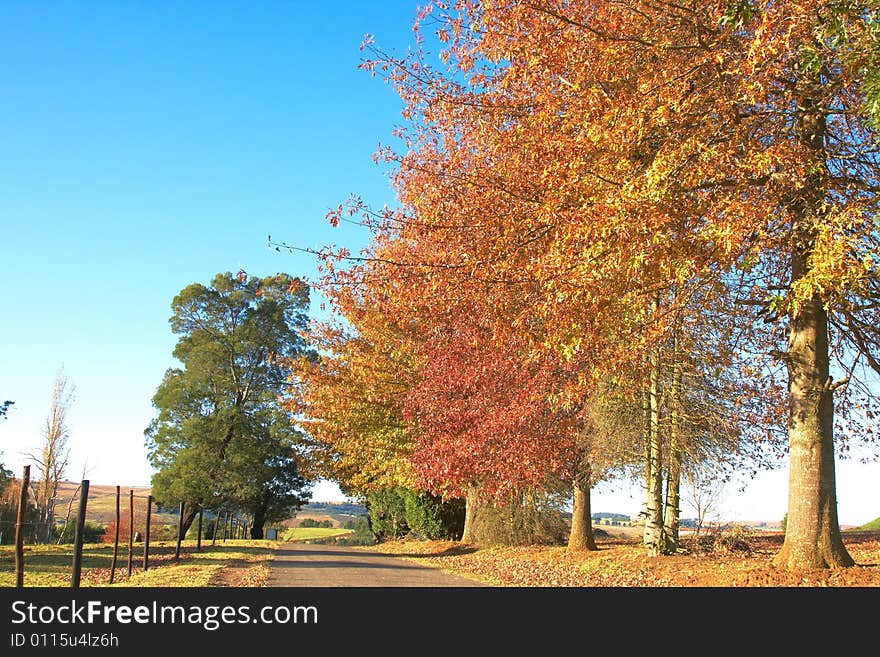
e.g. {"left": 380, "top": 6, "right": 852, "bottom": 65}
{"left": 0, "top": 539, "right": 277, "bottom": 588}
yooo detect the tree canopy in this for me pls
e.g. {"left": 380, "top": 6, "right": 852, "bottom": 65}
{"left": 145, "top": 271, "right": 313, "bottom": 538}
{"left": 280, "top": 0, "right": 880, "bottom": 570}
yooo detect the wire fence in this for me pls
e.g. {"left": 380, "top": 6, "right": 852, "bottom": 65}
{"left": 3, "top": 465, "right": 253, "bottom": 588}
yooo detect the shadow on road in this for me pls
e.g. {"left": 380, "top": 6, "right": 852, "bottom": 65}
{"left": 267, "top": 543, "right": 488, "bottom": 586}
{"left": 271, "top": 558, "right": 429, "bottom": 571}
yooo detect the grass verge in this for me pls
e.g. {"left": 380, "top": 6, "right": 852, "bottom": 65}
{"left": 0, "top": 539, "right": 277, "bottom": 588}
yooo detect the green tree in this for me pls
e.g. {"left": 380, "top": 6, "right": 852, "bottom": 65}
{"left": 222, "top": 406, "right": 311, "bottom": 538}
{"left": 145, "top": 271, "right": 314, "bottom": 538}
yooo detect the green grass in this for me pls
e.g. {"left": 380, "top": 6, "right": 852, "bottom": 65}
{"left": 858, "top": 517, "right": 880, "bottom": 531}
{"left": 278, "top": 527, "right": 354, "bottom": 541}
{"left": 0, "top": 539, "right": 277, "bottom": 587}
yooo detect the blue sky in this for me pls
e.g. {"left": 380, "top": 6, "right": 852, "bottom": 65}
{"left": 0, "top": 0, "right": 413, "bottom": 496}
{"left": 0, "top": 1, "right": 877, "bottom": 525}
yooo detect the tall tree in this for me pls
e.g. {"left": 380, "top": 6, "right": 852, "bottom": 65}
{"left": 30, "top": 368, "right": 74, "bottom": 543}
{"left": 146, "top": 271, "right": 313, "bottom": 537}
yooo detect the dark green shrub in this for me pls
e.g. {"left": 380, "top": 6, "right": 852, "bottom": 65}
{"left": 299, "top": 518, "right": 334, "bottom": 528}
{"left": 367, "top": 488, "right": 409, "bottom": 540}
{"left": 403, "top": 490, "right": 465, "bottom": 540}
{"left": 56, "top": 520, "right": 105, "bottom": 544}
{"left": 348, "top": 514, "right": 375, "bottom": 544}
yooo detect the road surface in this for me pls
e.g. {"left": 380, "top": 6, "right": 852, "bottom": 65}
{"left": 267, "top": 542, "right": 486, "bottom": 587}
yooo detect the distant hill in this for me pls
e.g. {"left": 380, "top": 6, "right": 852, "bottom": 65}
{"left": 282, "top": 501, "right": 367, "bottom": 528}
{"left": 303, "top": 501, "right": 366, "bottom": 516}
{"left": 858, "top": 517, "right": 880, "bottom": 531}
{"left": 592, "top": 512, "right": 631, "bottom": 521}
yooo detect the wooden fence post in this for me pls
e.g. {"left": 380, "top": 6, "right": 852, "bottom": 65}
{"left": 70, "top": 479, "right": 90, "bottom": 588}
{"left": 127, "top": 489, "right": 134, "bottom": 578}
{"left": 197, "top": 507, "right": 203, "bottom": 552}
{"left": 174, "top": 501, "right": 185, "bottom": 560}
{"left": 221, "top": 510, "right": 228, "bottom": 542}
{"left": 109, "top": 485, "right": 120, "bottom": 584}
{"left": 143, "top": 495, "right": 152, "bottom": 571}
{"left": 14, "top": 465, "right": 30, "bottom": 588}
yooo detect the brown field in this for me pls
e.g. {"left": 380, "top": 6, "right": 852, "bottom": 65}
{"left": 54, "top": 481, "right": 180, "bottom": 526}
{"left": 53, "top": 482, "right": 346, "bottom": 529}
{"left": 371, "top": 528, "right": 880, "bottom": 586}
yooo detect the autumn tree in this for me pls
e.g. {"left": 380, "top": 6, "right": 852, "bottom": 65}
{"left": 532, "top": 0, "right": 880, "bottom": 568}
{"left": 146, "top": 271, "right": 313, "bottom": 538}
{"left": 284, "top": 310, "right": 416, "bottom": 499}
{"left": 294, "top": 3, "right": 660, "bottom": 549}
{"left": 365, "top": 0, "right": 879, "bottom": 570}
{"left": 275, "top": 0, "right": 878, "bottom": 570}
{"left": 399, "top": 305, "right": 601, "bottom": 546}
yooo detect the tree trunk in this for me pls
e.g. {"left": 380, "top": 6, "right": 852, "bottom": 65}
{"left": 568, "top": 473, "right": 598, "bottom": 551}
{"left": 640, "top": 388, "right": 651, "bottom": 523}
{"left": 176, "top": 507, "right": 199, "bottom": 540}
{"left": 773, "top": 85, "right": 853, "bottom": 570}
{"left": 250, "top": 496, "right": 268, "bottom": 539}
{"left": 663, "top": 349, "right": 682, "bottom": 553}
{"left": 43, "top": 498, "right": 56, "bottom": 544}
{"left": 460, "top": 483, "right": 479, "bottom": 544}
{"left": 773, "top": 292, "right": 853, "bottom": 569}
{"left": 250, "top": 515, "right": 265, "bottom": 539}
{"left": 57, "top": 486, "right": 79, "bottom": 544}
{"left": 643, "top": 312, "right": 666, "bottom": 556}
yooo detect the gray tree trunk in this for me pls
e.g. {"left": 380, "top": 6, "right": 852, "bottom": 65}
{"left": 663, "top": 350, "right": 682, "bottom": 553}
{"left": 642, "top": 309, "right": 666, "bottom": 556}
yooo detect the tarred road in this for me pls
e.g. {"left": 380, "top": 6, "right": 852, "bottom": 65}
{"left": 267, "top": 543, "right": 486, "bottom": 587}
